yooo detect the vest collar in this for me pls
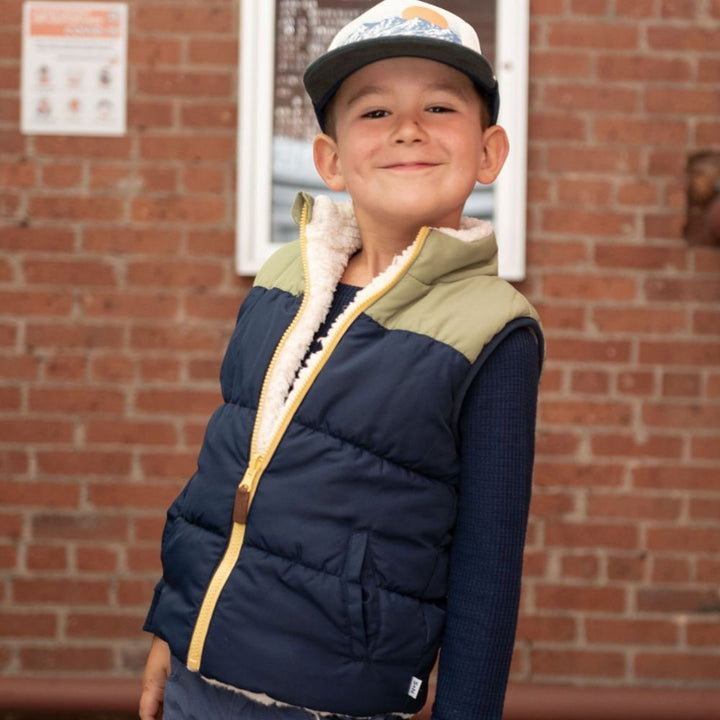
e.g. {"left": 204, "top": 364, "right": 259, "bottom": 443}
{"left": 292, "top": 192, "right": 499, "bottom": 287}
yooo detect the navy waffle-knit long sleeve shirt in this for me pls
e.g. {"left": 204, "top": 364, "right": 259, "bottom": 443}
{"left": 431, "top": 324, "right": 540, "bottom": 720}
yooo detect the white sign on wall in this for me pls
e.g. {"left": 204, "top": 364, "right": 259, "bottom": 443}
{"left": 21, "top": 1, "right": 127, "bottom": 136}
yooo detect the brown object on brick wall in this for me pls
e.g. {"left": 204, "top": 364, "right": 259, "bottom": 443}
{"left": 685, "top": 151, "right": 720, "bottom": 246}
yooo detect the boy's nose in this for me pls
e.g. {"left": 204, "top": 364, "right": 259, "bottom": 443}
{"left": 392, "top": 115, "right": 427, "bottom": 144}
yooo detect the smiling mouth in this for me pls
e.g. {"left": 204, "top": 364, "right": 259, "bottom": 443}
{"left": 382, "top": 162, "right": 439, "bottom": 170}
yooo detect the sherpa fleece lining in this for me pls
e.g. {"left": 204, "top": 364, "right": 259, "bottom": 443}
{"left": 254, "top": 194, "right": 494, "bottom": 457}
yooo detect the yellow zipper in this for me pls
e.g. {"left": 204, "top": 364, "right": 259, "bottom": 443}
{"left": 186, "top": 203, "right": 429, "bottom": 671}
{"left": 259, "top": 227, "right": 430, "bottom": 460}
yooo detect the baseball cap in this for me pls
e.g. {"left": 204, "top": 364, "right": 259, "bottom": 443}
{"left": 303, "top": 0, "right": 499, "bottom": 130}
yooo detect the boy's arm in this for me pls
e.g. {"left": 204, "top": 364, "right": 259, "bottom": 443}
{"left": 431, "top": 326, "right": 540, "bottom": 720}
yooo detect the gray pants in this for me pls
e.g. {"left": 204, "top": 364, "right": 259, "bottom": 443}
{"left": 165, "top": 656, "right": 396, "bottom": 720}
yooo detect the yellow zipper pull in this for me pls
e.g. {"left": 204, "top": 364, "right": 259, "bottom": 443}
{"left": 233, "top": 454, "right": 264, "bottom": 525}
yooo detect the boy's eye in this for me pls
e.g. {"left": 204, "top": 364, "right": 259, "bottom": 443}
{"left": 427, "top": 105, "right": 453, "bottom": 113}
{"left": 362, "top": 109, "right": 389, "bottom": 119}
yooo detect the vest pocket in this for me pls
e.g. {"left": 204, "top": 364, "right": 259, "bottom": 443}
{"left": 343, "top": 531, "right": 371, "bottom": 658}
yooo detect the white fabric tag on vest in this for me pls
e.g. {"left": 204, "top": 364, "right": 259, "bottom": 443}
{"left": 408, "top": 676, "right": 422, "bottom": 699}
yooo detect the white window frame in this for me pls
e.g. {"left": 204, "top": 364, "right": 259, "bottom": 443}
{"left": 236, "top": 0, "right": 529, "bottom": 281}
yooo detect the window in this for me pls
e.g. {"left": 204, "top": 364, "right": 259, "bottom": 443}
{"left": 236, "top": 0, "right": 529, "bottom": 280}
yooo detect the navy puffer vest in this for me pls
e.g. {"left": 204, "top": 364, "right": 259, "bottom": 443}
{"left": 145, "top": 195, "right": 541, "bottom": 717}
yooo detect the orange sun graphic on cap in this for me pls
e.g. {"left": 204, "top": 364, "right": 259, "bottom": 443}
{"left": 402, "top": 5, "right": 449, "bottom": 28}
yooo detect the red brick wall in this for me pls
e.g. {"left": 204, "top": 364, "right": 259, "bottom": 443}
{"left": 0, "top": 0, "right": 244, "bottom": 677}
{"left": 519, "top": 0, "right": 720, "bottom": 686}
{"left": 1, "top": 0, "right": 719, "bottom": 691}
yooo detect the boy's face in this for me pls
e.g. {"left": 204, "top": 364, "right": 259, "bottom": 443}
{"left": 313, "top": 57, "right": 506, "bottom": 232}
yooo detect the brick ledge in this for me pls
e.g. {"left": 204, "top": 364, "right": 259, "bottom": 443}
{"left": 1, "top": 679, "right": 720, "bottom": 719}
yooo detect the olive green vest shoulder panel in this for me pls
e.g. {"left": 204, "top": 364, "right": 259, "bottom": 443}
{"left": 253, "top": 240, "right": 304, "bottom": 297}
{"left": 366, "top": 272, "right": 538, "bottom": 362}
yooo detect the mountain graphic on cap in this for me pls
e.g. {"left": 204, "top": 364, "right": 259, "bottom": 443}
{"left": 344, "top": 15, "right": 461, "bottom": 45}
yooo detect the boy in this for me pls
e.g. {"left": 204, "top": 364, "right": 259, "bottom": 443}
{"left": 140, "top": 2, "right": 543, "bottom": 719}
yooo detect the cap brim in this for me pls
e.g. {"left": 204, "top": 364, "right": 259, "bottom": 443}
{"left": 303, "top": 36, "right": 499, "bottom": 127}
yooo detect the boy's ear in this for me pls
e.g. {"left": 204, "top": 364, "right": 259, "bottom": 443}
{"left": 313, "top": 133, "right": 347, "bottom": 192}
{"left": 476, "top": 125, "right": 510, "bottom": 185}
